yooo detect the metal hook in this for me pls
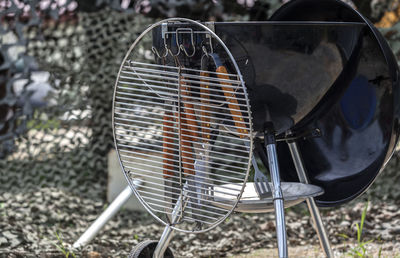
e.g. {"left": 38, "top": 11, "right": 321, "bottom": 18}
{"left": 151, "top": 31, "right": 170, "bottom": 59}
{"left": 202, "top": 46, "right": 209, "bottom": 58}
{"left": 201, "top": 50, "right": 210, "bottom": 71}
{"left": 163, "top": 30, "right": 179, "bottom": 57}
{"left": 207, "top": 34, "right": 213, "bottom": 54}
{"left": 151, "top": 45, "right": 168, "bottom": 59}
{"left": 176, "top": 28, "right": 195, "bottom": 57}
{"left": 153, "top": 25, "right": 213, "bottom": 58}
{"left": 201, "top": 35, "right": 213, "bottom": 58}
{"left": 168, "top": 46, "right": 181, "bottom": 57}
{"left": 180, "top": 44, "right": 195, "bottom": 57}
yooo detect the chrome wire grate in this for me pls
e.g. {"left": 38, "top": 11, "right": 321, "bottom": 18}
{"left": 112, "top": 19, "right": 252, "bottom": 233}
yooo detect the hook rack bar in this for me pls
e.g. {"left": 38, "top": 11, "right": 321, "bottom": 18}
{"left": 152, "top": 22, "right": 214, "bottom": 59}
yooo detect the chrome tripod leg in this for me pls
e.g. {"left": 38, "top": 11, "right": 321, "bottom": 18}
{"left": 287, "top": 141, "right": 334, "bottom": 258}
{"left": 153, "top": 193, "right": 187, "bottom": 258}
{"left": 153, "top": 224, "right": 175, "bottom": 258}
{"left": 73, "top": 181, "right": 141, "bottom": 249}
{"left": 265, "top": 132, "right": 288, "bottom": 258}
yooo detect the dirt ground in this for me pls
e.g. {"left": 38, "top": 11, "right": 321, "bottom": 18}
{"left": 232, "top": 243, "right": 400, "bottom": 258}
{"left": 1, "top": 186, "right": 400, "bottom": 257}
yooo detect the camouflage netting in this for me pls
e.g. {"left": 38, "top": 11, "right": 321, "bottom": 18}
{"left": 0, "top": 1, "right": 151, "bottom": 198}
{"left": 0, "top": 0, "right": 399, "bottom": 201}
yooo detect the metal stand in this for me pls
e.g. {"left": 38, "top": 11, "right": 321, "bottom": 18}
{"left": 287, "top": 141, "right": 334, "bottom": 258}
{"left": 265, "top": 131, "right": 288, "bottom": 258}
{"left": 153, "top": 225, "right": 175, "bottom": 258}
{"left": 153, "top": 188, "right": 189, "bottom": 258}
{"left": 73, "top": 180, "right": 141, "bottom": 249}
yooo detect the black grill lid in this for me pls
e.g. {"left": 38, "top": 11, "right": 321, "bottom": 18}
{"left": 270, "top": 0, "right": 400, "bottom": 207}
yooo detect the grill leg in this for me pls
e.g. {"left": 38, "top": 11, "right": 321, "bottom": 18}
{"left": 153, "top": 192, "right": 187, "bottom": 258}
{"left": 73, "top": 182, "right": 140, "bottom": 249}
{"left": 153, "top": 225, "right": 175, "bottom": 258}
{"left": 265, "top": 131, "right": 288, "bottom": 258}
{"left": 287, "top": 141, "right": 334, "bottom": 258}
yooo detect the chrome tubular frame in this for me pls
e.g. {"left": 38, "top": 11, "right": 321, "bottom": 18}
{"left": 287, "top": 140, "right": 334, "bottom": 258}
{"left": 265, "top": 131, "right": 288, "bottom": 258}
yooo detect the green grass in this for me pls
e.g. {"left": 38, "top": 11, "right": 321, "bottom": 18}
{"left": 339, "top": 200, "right": 382, "bottom": 258}
{"left": 53, "top": 231, "right": 76, "bottom": 258}
{"left": 27, "top": 118, "right": 61, "bottom": 130}
{"left": 0, "top": 203, "right": 5, "bottom": 217}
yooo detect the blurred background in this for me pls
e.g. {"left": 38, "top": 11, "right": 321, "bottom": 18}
{"left": 1, "top": 0, "right": 400, "bottom": 257}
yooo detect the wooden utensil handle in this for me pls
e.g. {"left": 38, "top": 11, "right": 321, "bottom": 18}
{"left": 180, "top": 119, "right": 195, "bottom": 176}
{"left": 163, "top": 111, "right": 196, "bottom": 178}
{"left": 200, "top": 71, "right": 211, "bottom": 141}
{"left": 162, "top": 111, "right": 175, "bottom": 179}
{"left": 180, "top": 76, "right": 196, "bottom": 176}
{"left": 216, "top": 66, "right": 248, "bottom": 138}
{"left": 180, "top": 79, "right": 198, "bottom": 139}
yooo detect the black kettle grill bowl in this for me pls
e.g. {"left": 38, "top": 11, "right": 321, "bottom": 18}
{"left": 270, "top": 0, "right": 400, "bottom": 207}
{"left": 213, "top": 21, "right": 365, "bottom": 135}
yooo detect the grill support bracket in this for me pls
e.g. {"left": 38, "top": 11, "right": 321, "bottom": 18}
{"left": 265, "top": 131, "right": 288, "bottom": 258}
{"left": 287, "top": 140, "right": 333, "bottom": 258}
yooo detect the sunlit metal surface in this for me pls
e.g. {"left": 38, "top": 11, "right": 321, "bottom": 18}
{"left": 113, "top": 18, "right": 253, "bottom": 233}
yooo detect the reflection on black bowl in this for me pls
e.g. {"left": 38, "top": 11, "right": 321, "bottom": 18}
{"left": 213, "top": 21, "right": 365, "bottom": 134}
{"left": 270, "top": 0, "right": 400, "bottom": 207}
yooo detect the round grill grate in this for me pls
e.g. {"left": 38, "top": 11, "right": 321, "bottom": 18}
{"left": 113, "top": 18, "right": 253, "bottom": 233}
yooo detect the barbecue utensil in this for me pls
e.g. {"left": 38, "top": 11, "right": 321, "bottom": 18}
{"left": 251, "top": 153, "right": 272, "bottom": 198}
{"left": 211, "top": 54, "right": 272, "bottom": 199}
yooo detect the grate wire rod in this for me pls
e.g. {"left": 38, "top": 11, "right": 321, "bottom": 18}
{"left": 117, "top": 82, "right": 246, "bottom": 101}
{"left": 122, "top": 66, "right": 242, "bottom": 85}
{"left": 115, "top": 97, "right": 251, "bottom": 118}
{"left": 117, "top": 143, "right": 249, "bottom": 166}
{"left": 136, "top": 188, "right": 229, "bottom": 213}
{"left": 114, "top": 124, "right": 250, "bottom": 147}
{"left": 124, "top": 159, "right": 246, "bottom": 184}
{"left": 136, "top": 182, "right": 239, "bottom": 209}
{"left": 119, "top": 149, "right": 246, "bottom": 175}
{"left": 117, "top": 81, "right": 246, "bottom": 98}
{"left": 116, "top": 89, "right": 247, "bottom": 108}
{"left": 119, "top": 74, "right": 241, "bottom": 89}
{"left": 114, "top": 117, "right": 250, "bottom": 138}
{"left": 141, "top": 195, "right": 225, "bottom": 218}
{"left": 116, "top": 134, "right": 249, "bottom": 161}
{"left": 127, "top": 60, "right": 240, "bottom": 77}
{"left": 114, "top": 100, "right": 250, "bottom": 120}
{"left": 114, "top": 111, "right": 250, "bottom": 128}
{"left": 120, "top": 152, "right": 246, "bottom": 177}
{"left": 115, "top": 106, "right": 250, "bottom": 127}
